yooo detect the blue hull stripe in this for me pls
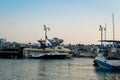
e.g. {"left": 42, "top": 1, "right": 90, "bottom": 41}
{"left": 96, "top": 60, "right": 120, "bottom": 70}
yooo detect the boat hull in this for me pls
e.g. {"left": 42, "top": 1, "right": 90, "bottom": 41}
{"left": 95, "top": 59, "right": 120, "bottom": 70}
{"left": 30, "top": 54, "right": 68, "bottom": 59}
{"left": 23, "top": 48, "right": 73, "bottom": 59}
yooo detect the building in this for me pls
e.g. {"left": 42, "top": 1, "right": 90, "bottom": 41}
{"left": 0, "top": 38, "right": 5, "bottom": 49}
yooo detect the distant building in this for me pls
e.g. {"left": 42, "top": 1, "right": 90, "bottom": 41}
{"left": 0, "top": 38, "right": 5, "bottom": 48}
{"left": 3, "top": 42, "right": 21, "bottom": 48}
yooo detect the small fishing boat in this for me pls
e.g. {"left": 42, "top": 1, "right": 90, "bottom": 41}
{"left": 94, "top": 14, "right": 120, "bottom": 70}
{"left": 94, "top": 50, "right": 120, "bottom": 70}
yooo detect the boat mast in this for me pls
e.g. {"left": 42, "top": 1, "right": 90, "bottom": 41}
{"left": 43, "top": 25, "right": 50, "bottom": 44}
{"left": 104, "top": 24, "right": 107, "bottom": 44}
{"left": 99, "top": 25, "right": 103, "bottom": 45}
{"left": 112, "top": 13, "right": 115, "bottom": 45}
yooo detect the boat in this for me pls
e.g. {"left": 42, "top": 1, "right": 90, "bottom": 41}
{"left": 95, "top": 40, "right": 120, "bottom": 60}
{"left": 100, "top": 40, "right": 120, "bottom": 59}
{"left": 30, "top": 51, "right": 69, "bottom": 59}
{"left": 23, "top": 46, "right": 73, "bottom": 59}
{"left": 95, "top": 53, "right": 120, "bottom": 70}
{"left": 94, "top": 14, "right": 120, "bottom": 70}
{"left": 23, "top": 25, "right": 73, "bottom": 59}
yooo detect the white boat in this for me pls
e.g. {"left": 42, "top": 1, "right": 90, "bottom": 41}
{"left": 23, "top": 46, "right": 73, "bottom": 59}
{"left": 99, "top": 40, "right": 120, "bottom": 60}
{"left": 94, "top": 50, "right": 120, "bottom": 70}
{"left": 23, "top": 25, "right": 73, "bottom": 59}
{"left": 94, "top": 14, "right": 120, "bottom": 70}
{"left": 31, "top": 51, "right": 69, "bottom": 59}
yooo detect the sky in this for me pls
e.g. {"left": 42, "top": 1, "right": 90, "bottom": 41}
{"left": 0, "top": 0, "right": 120, "bottom": 45}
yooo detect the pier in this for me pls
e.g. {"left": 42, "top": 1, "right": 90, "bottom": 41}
{"left": 0, "top": 48, "right": 24, "bottom": 59}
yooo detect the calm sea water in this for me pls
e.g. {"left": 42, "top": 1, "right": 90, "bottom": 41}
{"left": 0, "top": 58, "right": 120, "bottom": 80}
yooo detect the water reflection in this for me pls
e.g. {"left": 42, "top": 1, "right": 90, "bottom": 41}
{"left": 94, "top": 67, "right": 120, "bottom": 80}
{"left": 0, "top": 58, "right": 120, "bottom": 80}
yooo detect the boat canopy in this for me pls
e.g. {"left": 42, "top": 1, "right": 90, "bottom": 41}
{"left": 99, "top": 46, "right": 110, "bottom": 49}
{"left": 99, "top": 40, "right": 120, "bottom": 43}
{"left": 99, "top": 40, "right": 120, "bottom": 49}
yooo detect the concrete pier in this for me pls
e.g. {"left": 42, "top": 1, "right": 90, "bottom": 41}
{"left": 0, "top": 48, "right": 24, "bottom": 59}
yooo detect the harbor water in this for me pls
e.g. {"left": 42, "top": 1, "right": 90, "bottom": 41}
{"left": 0, "top": 58, "right": 120, "bottom": 80}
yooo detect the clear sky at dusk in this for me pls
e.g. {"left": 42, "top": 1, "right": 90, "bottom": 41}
{"left": 0, "top": 0, "right": 120, "bottom": 44}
